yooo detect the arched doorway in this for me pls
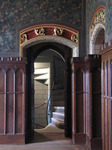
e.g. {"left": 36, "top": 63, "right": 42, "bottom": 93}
{"left": 33, "top": 48, "right": 66, "bottom": 142}
{"left": 19, "top": 24, "right": 79, "bottom": 143}
{"left": 89, "top": 6, "right": 105, "bottom": 54}
{"left": 24, "top": 42, "right": 72, "bottom": 142}
{"left": 94, "top": 28, "right": 105, "bottom": 54}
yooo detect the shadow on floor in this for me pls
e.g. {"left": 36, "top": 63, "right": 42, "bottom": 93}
{"left": 29, "top": 124, "right": 68, "bottom": 143}
{"left": 30, "top": 130, "right": 67, "bottom": 143}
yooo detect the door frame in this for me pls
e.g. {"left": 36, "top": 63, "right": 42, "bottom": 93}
{"left": 24, "top": 43, "right": 72, "bottom": 141}
{"left": 19, "top": 24, "right": 79, "bottom": 142}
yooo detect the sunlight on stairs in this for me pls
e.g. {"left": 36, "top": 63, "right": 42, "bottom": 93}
{"left": 35, "top": 123, "right": 64, "bottom": 133}
{"left": 51, "top": 107, "right": 65, "bottom": 129}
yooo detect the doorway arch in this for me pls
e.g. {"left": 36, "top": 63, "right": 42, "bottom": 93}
{"left": 19, "top": 24, "right": 79, "bottom": 57}
{"left": 23, "top": 42, "right": 75, "bottom": 143}
{"left": 94, "top": 28, "right": 105, "bottom": 54}
{"left": 89, "top": 6, "right": 105, "bottom": 54}
{"left": 19, "top": 24, "right": 79, "bottom": 142}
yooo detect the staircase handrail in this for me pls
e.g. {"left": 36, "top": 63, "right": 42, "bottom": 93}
{"left": 35, "top": 99, "right": 48, "bottom": 109}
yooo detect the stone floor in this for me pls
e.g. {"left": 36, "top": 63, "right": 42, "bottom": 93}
{"left": 0, "top": 143, "right": 89, "bottom": 150}
{"left": 0, "top": 124, "right": 89, "bottom": 150}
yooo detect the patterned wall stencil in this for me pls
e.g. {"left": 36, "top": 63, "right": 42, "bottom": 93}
{"left": 0, "top": 0, "right": 82, "bottom": 56}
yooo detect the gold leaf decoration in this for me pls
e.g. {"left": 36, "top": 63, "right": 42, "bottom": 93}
{"left": 35, "top": 28, "right": 45, "bottom": 36}
{"left": 54, "top": 28, "right": 63, "bottom": 36}
{"left": 71, "top": 34, "right": 78, "bottom": 44}
{"left": 21, "top": 34, "right": 27, "bottom": 44}
{"left": 90, "top": 9, "right": 105, "bottom": 38}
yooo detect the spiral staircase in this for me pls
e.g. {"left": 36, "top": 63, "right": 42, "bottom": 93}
{"left": 34, "top": 56, "right": 65, "bottom": 129}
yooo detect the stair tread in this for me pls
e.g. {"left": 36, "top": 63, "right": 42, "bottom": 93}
{"left": 51, "top": 117, "right": 64, "bottom": 123}
{"left": 53, "top": 101, "right": 64, "bottom": 107}
{"left": 53, "top": 106, "right": 65, "bottom": 114}
{"left": 53, "top": 112, "right": 64, "bottom": 116}
{"left": 54, "top": 106, "right": 64, "bottom": 109}
{"left": 52, "top": 95, "right": 64, "bottom": 99}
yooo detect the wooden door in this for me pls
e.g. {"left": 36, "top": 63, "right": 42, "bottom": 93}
{"left": 0, "top": 57, "right": 26, "bottom": 144}
{"left": 64, "top": 55, "right": 72, "bottom": 138}
{"left": 25, "top": 50, "right": 34, "bottom": 142}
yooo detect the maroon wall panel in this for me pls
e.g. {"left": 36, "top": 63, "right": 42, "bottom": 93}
{"left": 92, "top": 67, "right": 101, "bottom": 138}
{"left": 71, "top": 55, "right": 101, "bottom": 150}
{"left": 15, "top": 69, "right": 23, "bottom": 134}
{"left": 6, "top": 69, "right": 14, "bottom": 134}
{"left": 76, "top": 69, "right": 83, "bottom": 133}
{"left": 0, "top": 69, "right": 5, "bottom": 133}
{"left": 0, "top": 57, "right": 26, "bottom": 144}
{"left": 6, "top": 94, "right": 14, "bottom": 134}
{"left": 15, "top": 94, "right": 22, "bottom": 133}
{"left": 101, "top": 47, "right": 112, "bottom": 150}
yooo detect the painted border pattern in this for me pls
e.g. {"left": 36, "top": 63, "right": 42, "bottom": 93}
{"left": 20, "top": 24, "right": 79, "bottom": 45}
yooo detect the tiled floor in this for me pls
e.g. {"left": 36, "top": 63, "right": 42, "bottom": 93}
{"left": 0, "top": 124, "right": 89, "bottom": 150}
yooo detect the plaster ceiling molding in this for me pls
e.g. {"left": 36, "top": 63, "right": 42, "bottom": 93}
{"left": 89, "top": 7, "right": 105, "bottom": 54}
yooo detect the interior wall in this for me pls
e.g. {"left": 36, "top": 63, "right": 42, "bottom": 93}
{"left": 94, "top": 29, "right": 105, "bottom": 54}
{"left": 2, "top": 1, "right": 112, "bottom": 57}
{"left": 0, "top": 0, "right": 83, "bottom": 57}
{"left": 86, "top": 0, "right": 112, "bottom": 53}
{"left": 105, "top": 0, "right": 112, "bottom": 42}
{"left": 86, "top": 0, "right": 106, "bottom": 54}
{"left": 34, "top": 62, "right": 50, "bottom": 129}
{"left": 101, "top": 46, "right": 112, "bottom": 150}
{"left": 34, "top": 80, "right": 48, "bottom": 128}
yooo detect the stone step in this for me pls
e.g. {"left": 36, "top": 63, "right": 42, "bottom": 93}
{"left": 53, "top": 84, "right": 64, "bottom": 90}
{"left": 52, "top": 89, "right": 64, "bottom": 96}
{"left": 51, "top": 118, "right": 65, "bottom": 129}
{"left": 52, "top": 112, "right": 64, "bottom": 120}
{"left": 55, "top": 79, "right": 64, "bottom": 85}
{"left": 52, "top": 95, "right": 64, "bottom": 101}
{"left": 53, "top": 100, "right": 64, "bottom": 107}
{"left": 54, "top": 106, "right": 65, "bottom": 113}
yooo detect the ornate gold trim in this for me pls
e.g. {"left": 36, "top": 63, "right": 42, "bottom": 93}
{"left": 20, "top": 34, "right": 27, "bottom": 45}
{"left": 19, "top": 24, "right": 79, "bottom": 56}
{"left": 34, "top": 28, "right": 45, "bottom": 36}
{"left": 71, "top": 34, "right": 78, "bottom": 44}
{"left": 20, "top": 24, "right": 78, "bottom": 35}
{"left": 90, "top": 8, "right": 105, "bottom": 39}
{"left": 53, "top": 28, "right": 63, "bottom": 36}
